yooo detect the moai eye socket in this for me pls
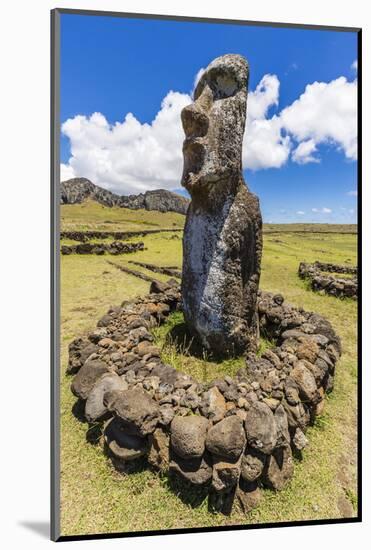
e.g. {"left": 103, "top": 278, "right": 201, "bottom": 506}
{"left": 207, "top": 68, "right": 239, "bottom": 100}
{"left": 194, "top": 68, "right": 239, "bottom": 102}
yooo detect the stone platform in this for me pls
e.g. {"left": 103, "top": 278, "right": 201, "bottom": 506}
{"left": 68, "top": 279, "right": 341, "bottom": 514}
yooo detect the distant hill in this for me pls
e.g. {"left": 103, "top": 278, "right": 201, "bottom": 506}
{"left": 60, "top": 177, "right": 190, "bottom": 215}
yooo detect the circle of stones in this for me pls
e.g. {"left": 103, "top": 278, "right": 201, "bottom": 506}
{"left": 68, "top": 279, "right": 341, "bottom": 513}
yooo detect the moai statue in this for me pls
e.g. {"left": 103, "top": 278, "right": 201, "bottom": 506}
{"left": 181, "top": 54, "right": 262, "bottom": 357}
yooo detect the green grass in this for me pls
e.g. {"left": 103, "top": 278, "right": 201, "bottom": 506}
{"left": 61, "top": 200, "right": 185, "bottom": 232}
{"left": 151, "top": 310, "right": 275, "bottom": 383}
{"left": 60, "top": 221, "right": 358, "bottom": 536}
{"left": 263, "top": 223, "right": 357, "bottom": 234}
{"left": 151, "top": 311, "right": 246, "bottom": 382}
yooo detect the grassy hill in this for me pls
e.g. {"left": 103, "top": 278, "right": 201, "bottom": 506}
{"left": 59, "top": 206, "right": 358, "bottom": 536}
{"left": 61, "top": 200, "right": 186, "bottom": 232}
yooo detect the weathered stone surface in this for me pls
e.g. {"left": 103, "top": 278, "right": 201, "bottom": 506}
{"left": 170, "top": 415, "right": 209, "bottom": 459}
{"left": 292, "top": 428, "right": 308, "bottom": 451}
{"left": 241, "top": 448, "right": 265, "bottom": 482}
{"left": 244, "top": 401, "right": 278, "bottom": 454}
{"left": 85, "top": 372, "right": 128, "bottom": 422}
{"left": 282, "top": 399, "right": 310, "bottom": 431}
{"left": 212, "top": 456, "right": 242, "bottom": 493}
{"left": 67, "top": 338, "right": 98, "bottom": 374}
{"left": 206, "top": 416, "right": 246, "bottom": 460}
{"left": 181, "top": 54, "right": 262, "bottom": 357}
{"left": 170, "top": 452, "right": 213, "bottom": 485}
{"left": 314, "top": 387, "right": 326, "bottom": 416}
{"left": 237, "top": 481, "right": 262, "bottom": 513}
{"left": 104, "top": 389, "right": 159, "bottom": 436}
{"left": 200, "top": 386, "right": 226, "bottom": 422}
{"left": 148, "top": 428, "right": 170, "bottom": 471}
{"left": 274, "top": 404, "right": 290, "bottom": 446}
{"left": 71, "top": 359, "right": 110, "bottom": 400}
{"left": 264, "top": 444, "right": 294, "bottom": 490}
{"left": 104, "top": 417, "right": 149, "bottom": 460}
{"left": 158, "top": 404, "right": 176, "bottom": 426}
{"left": 291, "top": 362, "right": 319, "bottom": 404}
{"left": 296, "top": 339, "right": 319, "bottom": 363}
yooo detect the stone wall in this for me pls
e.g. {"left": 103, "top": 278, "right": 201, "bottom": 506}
{"left": 61, "top": 229, "right": 182, "bottom": 243}
{"left": 298, "top": 261, "right": 357, "bottom": 299}
{"left": 68, "top": 280, "right": 341, "bottom": 514}
{"left": 61, "top": 241, "right": 144, "bottom": 255}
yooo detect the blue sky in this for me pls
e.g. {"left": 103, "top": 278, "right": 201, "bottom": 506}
{"left": 60, "top": 13, "right": 358, "bottom": 223}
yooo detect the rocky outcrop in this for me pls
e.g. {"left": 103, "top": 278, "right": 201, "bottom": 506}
{"left": 298, "top": 261, "right": 357, "bottom": 299}
{"left": 60, "top": 177, "right": 190, "bottom": 214}
{"left": 68, "top": 279, "right": 341, "bottom": 514}
{"left": 180, "top": 54, "right": 262, "bottom": 357}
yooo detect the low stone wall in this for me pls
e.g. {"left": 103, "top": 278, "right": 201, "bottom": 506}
{"left": 61, "top": 241, "right": 144, "bottom": 255}
{"left": 61, "top": 229, "right": 182, "bottom": 243}
{"left": 298, "top": 261, "right": 357, "bottom": 299}
{"left": 68, "top": 281, "right": 341, "bottom": 514}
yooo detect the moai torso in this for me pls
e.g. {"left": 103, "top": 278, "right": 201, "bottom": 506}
{"left": 181, "top": 54, "right": 262, "bottom": 357}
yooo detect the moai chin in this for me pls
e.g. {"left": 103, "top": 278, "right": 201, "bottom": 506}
{"left": 181, "top": 54, "right": 262, "bottom": 357}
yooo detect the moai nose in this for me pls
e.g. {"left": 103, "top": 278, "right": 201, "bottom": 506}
{"left": 181, "top": 103, "right": 209, "bottom": 138}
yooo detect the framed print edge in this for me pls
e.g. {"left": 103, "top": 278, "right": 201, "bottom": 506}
{"left": 51, "top": 8, "right": 362, "bottom": 541}
{"left": 51, "top": 7, "right": 61, "bottom": 543}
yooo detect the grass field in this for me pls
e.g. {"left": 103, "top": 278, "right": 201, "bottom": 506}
{"left": 59, "top": 204, "right": 358, "bottom": 536}
{"left": 61, "top": 200, "right": 185, "bottom": 232}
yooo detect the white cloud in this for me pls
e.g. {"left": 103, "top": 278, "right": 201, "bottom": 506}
{"left": 61, "top": 70, "right": 357, "bottom": 193}
{"left": 243, "top": 116, "right": 291, "bottom": 170}
{"left": 297, "top": 210, "right": 305, "bottom": 215}
{"left": 312, "top": 207, "right": 332, "bottom": 214}
{"left": 61, "top": 91, "right": 191, "bottom": 194}
{"left": 242, "top": 74, "right": 291, "bottom": 170}
{"left": 60, "top": 162, "right": 76, "bottom": 181}
{"left": 347, "top": 190, "right": 357, "bottom": 196}
{"left": 247, "top": 74, "right": 279, "bottom": 119}
{"left": 351, "top": 60, "right": 358, "bottom": 72}
{"left": 292, "top": 139, "right": 319, "bottom": 164}
{"left": 280, "top": 77, "right": 357, "bottom": 161}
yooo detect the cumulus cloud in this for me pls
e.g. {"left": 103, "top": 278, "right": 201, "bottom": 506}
{"left": 60, "top": 162, "right": 76, "bottom": 181}
{"left": 292, "top": 139, "right": 319, "bottom": 164}
{"left": 242, "top": 74, "right": 291, "bottom": 170}
{"left": 296, "top": 210, "right": 305, "bottom": 215}
{"left": 61, "top": 91, "right": 191, "bottom": 194}
{"left": 312, "top": 207, "right": 332, "bottom": 213}
{"left": 351, "top": 60, "right": 358, "bottom": 72}
{"left": 61, "top": 69, "right": 357, "bottom": 193}
{"left": 347, "top": 190, "right": 357, "bottom": 196}
{"left": 280, "top": 77, "right": 357, "bottom": 161}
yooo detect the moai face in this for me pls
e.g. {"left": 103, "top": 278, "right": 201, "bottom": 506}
{"left": 181, "top": 54, "right": 249, "bottom": 194}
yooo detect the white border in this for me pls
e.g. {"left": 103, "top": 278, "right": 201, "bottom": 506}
{"left": 1, "top": 0, "right": 369, "bottom": 548}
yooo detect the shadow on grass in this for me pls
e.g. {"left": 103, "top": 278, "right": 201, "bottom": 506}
{"left": 71, "top": 398, "right": 87, "bottom": 423}
{"left": 166, "top": 321, "right": 223, "bottom": 362}
{"left": 165, "top": 471, "right": 210, "bottom": 509}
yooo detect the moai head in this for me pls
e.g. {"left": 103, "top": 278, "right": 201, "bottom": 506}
{"left": 181, "top": 54, "right": 249, "bottom": 197}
